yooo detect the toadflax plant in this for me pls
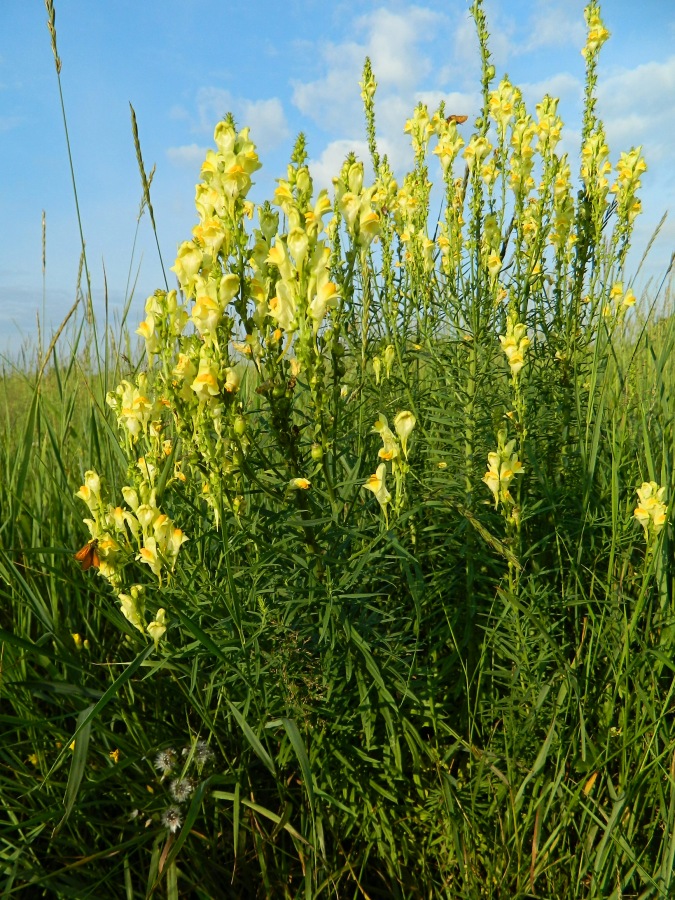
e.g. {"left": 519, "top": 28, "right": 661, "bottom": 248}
{"left": 77, "top": 0, "right": 650, "bottom": 647}
{"left": 65, "top": 4, "right": 674, "bottom": 894}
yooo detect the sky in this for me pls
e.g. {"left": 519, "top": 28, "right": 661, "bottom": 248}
{"left": 1, "top": 0, "right": 674, "bottom": 352}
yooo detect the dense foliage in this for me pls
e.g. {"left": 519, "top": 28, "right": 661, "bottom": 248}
{"left": 1, "top": 2, "right": 674, "bottom": 897}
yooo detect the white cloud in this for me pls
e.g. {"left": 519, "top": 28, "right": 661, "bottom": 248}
{"left": 308, "top": 139, "right": 372, "bottom": 192}
{"left": 195, "top": 87, "right": 234, "bottom": 133}
{"left": 240, "top": 98, "right": 290, "bottom": 153}
{"left": 172, "top": 88, "right": 289, "bottom": 155}
{"left": 525, "top": 1, "right": 585, "bottom": 52}
{"left": 359, "top": 7, "right": 440, "bottom": 91}
{"left": 0, "top": 116, "right": 21, "bottom": 133}
{"left": 292, "top": 6, "right": 445, "bottom": 133}
{"left": 598, "top": 56, "right": 675, "bottom": 161}
{"left": 520, "top": 72, "right": 582, "bottom": 104}
{"left": 166, "top": 143, "right": 208, "bottom": 168}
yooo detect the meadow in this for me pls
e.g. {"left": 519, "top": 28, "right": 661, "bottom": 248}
{"left": 1, "top": 1, "right": 674, "bottom": 897}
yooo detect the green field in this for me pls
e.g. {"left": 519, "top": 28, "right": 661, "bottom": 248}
{"left": 1, "top": 2, "right": 674, "bottom": 897}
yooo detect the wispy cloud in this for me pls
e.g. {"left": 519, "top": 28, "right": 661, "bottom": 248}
{"left": 524, "top": 1, "right": 586, "bottom": 52}
{"left": 0, "top": 116, "right": 21, "bottom": 133}
{"left": 170, "top": 88, "right": 290, "bottom": 154}
{"left": 166, "top": 143, "right": 209, "bottom": 168}
{"left": 292, "top": 5, "right": 445, "bottom": 134}
{"left": 598, "top": 56, "right": 675, "bottom": 162}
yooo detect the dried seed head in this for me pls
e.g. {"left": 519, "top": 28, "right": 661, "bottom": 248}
{"left": 154, "top": 748, "right": 177, "bottom": 774}
{"left": 161, "top": 806, "right": 182, "bottom": 834}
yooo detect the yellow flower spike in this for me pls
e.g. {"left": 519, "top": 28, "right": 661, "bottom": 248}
{"left": 634, "top": 482, "right": 668, "bottom": 539}
{"left": 499, "top": 312, "right": 531, "bottom": 377}
{"left": 581, "top": 3, "right": 610, "bottom": 58}
{"left": 363, "top": 463, "right": 392, "bottom": 513}
{"left": 483, "top": 431, "right": 524, "bottom": 510}
{"left": 464, "top": 135, "right": 492, "bottom": 170}
{"left": 372, "top": 356, "right": 382, "bottom": 384}
{"left": 394, "top": 411, "right": 416, "bottom": 458}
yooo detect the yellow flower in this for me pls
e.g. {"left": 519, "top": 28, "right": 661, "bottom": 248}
{"left": 191, "top": 294, "right": 221, "bottom": 339}
{"left": 223, "top": 367, "right": 241, "bottom": 393}
{"left": 219, "top": 273, "right": 240, "bottom": 305}
{"left": 109, "top": 749, "right": 120, "bottom": 764}
{"left": 483, "top": 439, "right": 524, "bottom": 509}
{"left": 171, "top": 241, "right": 202, "bottom": 296}
{"left": 118, "top": 590, "right": 145, "bottom": 633}
{"left": 308, "top": 272, "right": 339, "bottom": 332}
{"left": 394, "top": 411, "right": 416, "bottom": 458}
{"left": 147, "top": 608, "right": 168, "bottom": 644}
{"left": 136, "top": 315, "right": 160, "bottom": 356}
{"left": 363, "top": 463, "right": 391, "bottom": 512}
{"left": 464, "top": 135, "right": 492, "bottom": 169}
{"left": 634, "top": 482, "right": 667, "bottom": 539}
{"left": 582, "top": 5, "right": 610, "bottom": 58}
{"left": 288, "top": 478, "right": 311, "bottom": 490}
{"left": 138, "top": 537, "right": 162, "bottom": 579}
{"left": 499, "top": 312, "right": 531, "bottom": 376}
{"left": 269, "top": 280, "right": 297, "bottom": 332}
{"left": 193, "top": 217, "right": 226, "bottom": 258}
{"left": 191, "top": 357, "right": 220, "bottom": 401}
{"left": 373, "top": 413, "right": 399, "bottom": 460}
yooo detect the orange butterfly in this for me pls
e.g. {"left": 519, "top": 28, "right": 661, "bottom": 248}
{"left": 447, "top": 114, "right": 468, "bottom": 124}
{"left": 74, "top": 539, "right": 100, "bottom": 571}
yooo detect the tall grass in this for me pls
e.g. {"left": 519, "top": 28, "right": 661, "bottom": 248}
{"left": 1, "top": 1, "right": 674, "bottom": 897}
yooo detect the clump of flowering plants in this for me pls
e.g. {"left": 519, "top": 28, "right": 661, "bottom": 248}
{"left": 74, "top": 0, "right": 660, "bottom": 649}
{"left": 0, "top": 15, "right": 666, "bottom": 900}
{"left": 65, "top": 4, "right": 674, "bottom": 893}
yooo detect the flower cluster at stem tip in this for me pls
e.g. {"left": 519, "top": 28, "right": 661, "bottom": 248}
{"left": 363, "top": 411, "right": 416, "bottom": 522}
{"left": 634, "top": 482, "right": 668, "bottom": 544}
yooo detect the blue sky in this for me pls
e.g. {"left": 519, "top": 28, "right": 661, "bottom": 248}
{"left": 1, "top": 0, "right": 674, "bottom": 350}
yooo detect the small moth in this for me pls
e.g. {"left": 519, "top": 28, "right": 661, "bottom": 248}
{"left": 74, "top": 539, "right": 100, "bottom": 571}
